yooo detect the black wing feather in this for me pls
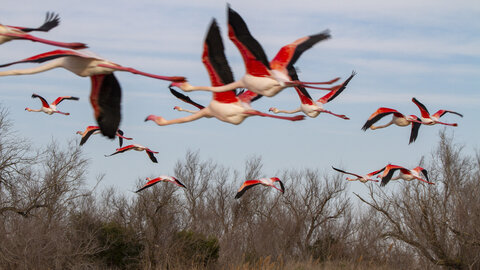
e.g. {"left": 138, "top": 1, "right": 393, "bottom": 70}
{"left": 326, "top": 71, "right": 356, "bottom": 103}
{"left": 361, "top": 112, "right": 394, "bottom": 131}
{"left": 205, "top": 19, "right": 235, "bottom": 85}
{"left": 20, "top": 12, "right": 60, "bottom": 32}
{"left": 228, "top": 5, "right": 270, "bottom": 70}
{"left": 234, "top": 183, "right": 260, "bottom": 199}
{"left": 169, "top": 87, "right": 205, "bottom": 109}
{"left": 380, "top": 168, "right": 400, "bottom": 187}
{"left": 287, "top": 30, "right": 331, "bottom": 69}
{"left": 409, "top": 121, "right": 422, "bottom": 144}
{"left": 80, "top": 128, "right": 99, "bottom": 146}
{"left": 94, "top": 74, "right": 121, "bottom": 139}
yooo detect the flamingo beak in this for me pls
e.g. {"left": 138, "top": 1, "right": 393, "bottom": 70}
{"left": 145, "top": 115, "right": 156, "bottom": 122}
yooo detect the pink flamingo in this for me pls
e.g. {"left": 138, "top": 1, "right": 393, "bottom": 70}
{"left": 0, "top": 49, "right": 185, "bottom": 138}
{"left": 76, "top": 126, "right": 132, "bottom": 147}
{"left": 146, "top": 19, "right": 304, "bottom": 126}
{"left": 235, "top": 177, "right": 285, "bottom": 199}
{"left": 0, "top": 12, "right": 86, "bottom": 49}
{"left": 332, "top": 166, "right": 386, "bottom": 183}
{"left": 171, "top": 5, "right": 340, "bottom": 97}
{"left": 269, "top": 69, "right": 355, "bottom": 119}
{"left": 378, "top": 164, "right": 434, "bottom": 187}
{"left": 105, "top": 144, "right": 159, "bottom": 163}
{"left": 136, "top": 176, "right": 186, "bottom": 193}
{"left": 362, "top": 107, "right": 424, "bottom": 144}
{"left": 412, "top": 97, "right": 462, "bottom": 126}
{"left": 25, "top": 93, "right": 78, "bottom": 115}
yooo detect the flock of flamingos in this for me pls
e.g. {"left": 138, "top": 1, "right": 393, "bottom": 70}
{"left": 0, "top": 6, "right": 462, "bottom": 197}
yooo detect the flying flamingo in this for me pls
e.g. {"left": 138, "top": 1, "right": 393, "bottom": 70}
{"left": 146, "top": 19, "right": 305, "bottom": 126}
{"left": 0, "top": 49, "right": 185, "bottom": 138}
{"left": 361, "top": 107, "right": 424, "bottom": 144}
{"left": 377, "top": 164, "right": 434, "bottom": 187}
{"left": 0, "top": 12, "right": 87, "bottom": 49}
{"left": 76, "top": 126, "right": 132, "bottom": 147}
{"left": 332, "top": 166, "right": 386, "bottom": 183}
{"left": 412, "top": 97, "right": 462, "bottom": 126}
{"left": 171, "top": 5, "right": 340, "bottom": 97}
{"left": 25, "top": 93, "right": 78, "bottom": 115}
{"left": 105, "top": 144, "right": 159, "bottom": 163}
{"left": 135, "top": 176, "right": 186, "bottom": 193}
{"left": 235, "top": 177, "right": 285, "bottom": 199}
{"left": 269, "top": 69, "right": 355, "bottom": 119}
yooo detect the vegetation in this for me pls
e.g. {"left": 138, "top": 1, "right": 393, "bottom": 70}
{"left": 0, "top": 107, "right": 478, "bottom": 269}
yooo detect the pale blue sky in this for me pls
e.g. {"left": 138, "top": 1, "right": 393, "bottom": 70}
{"left": 1, "top": 0, "right": 479, "bottom": 196}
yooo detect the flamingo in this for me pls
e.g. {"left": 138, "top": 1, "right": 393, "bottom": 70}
{"left": 332, "top": 166, "right": 386, "bottom": 183}
{"left": 269, "top": 69, "right": 355, "bottom": 119}
{"left": 146, "top": 19, "right": 305, "bottom": 126}
{"left": 0, "top": 12, "right": 87, "bottom": 49}
{"left": 171, "top": 5, "right": 340, "bottom": 97}
{"left": 412, "top": 97, "right": 462, "bottom": 126}
{"left": 378, "top": 164, "right": 434, "bottom": 187}
{"left": 135, "top": 176, "right": 186, "bottom": 193}
{"left": 235, "top": 177, "right": 284, "bottom": 199}
{"left": 76, "top": 126, "right": 132, "bottom": 147}
{"left": 361, "top": 107, "right": 424, "bottom": 144}
{"left": 25, "top": 93, "right": 78, "bottom": 115}
{"left": 0, "top": 49, "right": 185, "bottom": 138}
{"left": 105, "top": 144, "right": 159, "bottom": 163}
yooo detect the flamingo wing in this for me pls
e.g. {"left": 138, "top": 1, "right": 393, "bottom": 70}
{"left": 418, "top": 168, "right": 429, "bottom": 182}
{"left": 135, "top": 177, "right": 162, "bottom": 193}
{"left": 10, "top": 12, "right": 60, "bottom": 32}
{"left": 288, "top": 67, "right": 314, "bottom": 105}
{"left": 227, "top": 5, "right": 271, "bottom": 76}
{"left": 317, "top": 71, "right": 356, "bottom": 104}
{"left": 380, "top": 165, "right": 405, "bottom": 187}
{"left": 270, "top": 30, "right": 331, "bottom": 72}
{"left": 432, "top": 110, "right": 463, "bottom": 119}
{"left": 332, "top": 166, "right": 363, "bottom": 178}
{"left": 409, "top": 117, "right": 422, "bottom": 144}
{"left": 234, "top": 180, "right": 262, "bottom": 199}
{"left": 31, "top": 93, "right": 50, "bottom": 108}
{"left": 362, "top": 108, "right": 400, "bottom": 131}
{"left": 412, "top": 97, "right": 431, "bottom": 118}
{"left": 52, "top": 96, "right": 79, "bottom": 106}
{"left": 277, "top": 180, "right": 285, "bottom": 193}
{"left": 169, "top": 87, "right": 205, "bottom": 109}
{"left": 366, "top": 166, "right": 387, "bottom": 178}
{"left": 173, "top": 178, "right": 187, "bottom": 188}
{"left": 237, "top": 89, "right": 262, "bottom": 104}
{"left": 203, "top": 19, "right": 238, "bottom": 104}
{"left": 0, "top": 49, "right": 84, "bottom": 68}
{"left": 90, "top": 74, "right": 121, "bottom": 139}
{"left": 79, "top": 126, "right": 100, "bottom": 146}
{"left": 146, "top": 150, "right": 158, "bottom": 163}
{"left": 105, "top": 144, "right": 136, "bottom": 157}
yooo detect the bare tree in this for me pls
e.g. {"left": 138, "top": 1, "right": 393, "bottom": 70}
{"left": 356, "top": 130, "right": 480, "bottom": 269}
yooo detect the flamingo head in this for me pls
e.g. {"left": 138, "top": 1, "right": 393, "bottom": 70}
{"left": 144, "top": 115, "right": 157, "bottom": 122}
{"left": 173, "top": 106, "right": 181, "bottom": 111}
{"left": 25, "top": 107, "right": 31, "bottom": 111}
{"left": 76, "top": 131, "right": 83, "bottom": 135}
{"left": 269, "top": 107, "right": 278, "bottom": 113}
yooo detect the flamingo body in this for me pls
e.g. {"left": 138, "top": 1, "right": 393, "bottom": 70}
{"left": 378, "top": 164, "right": 433, "bottom": 187}
{"left": 0, "top": 12, "right": 87, "bottom": 49}
{"left": 76, "top": 126, "right": 132, "bottom": 146}
{"left": 136, "top": 176, "right": 186, "bottom": 193}
{"left": 412, "top": 97, "right": 462, "bottom": 126}
{"left": 148, "top": 19, "right": 305, "bottom": 127}
{"left": 25, "top": 93, "right": 78, "bottom": 115}
{"left": 105, "top": 144, "right": 159, "bottom": 163}
{"left": 0, "top": 49, "right": 184, "bottom": 138}
{"left": 171, "top": 6, "right": 337, "bottom": 97}
{"left": 332, "top": 166, "right": 385, "bottom": 183}
{"left": 235, "top": 177, "right": 284, "bottom": 199}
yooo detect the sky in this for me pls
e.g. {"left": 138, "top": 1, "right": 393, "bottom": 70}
{"left": 1, "top": 0, "right": 479, "bottom": 197}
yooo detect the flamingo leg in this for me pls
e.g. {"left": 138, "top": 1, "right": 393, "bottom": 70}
{"left": 433, "top": 120, "right": 458, "bottom": 127}
{"left": 415, "top": 177, "right": 435, "bottom": 185}
{"left": 316, "top": 109, "right": 349, "bottom": 120}
{"left": 1, "top": 33, "right": 87, "bottom": 49}
{"left": 245, "top": 110, "right": 304, "bottom": 121}
{"left": 54, "top": 111, "right": 70, "bottom": 115}
{"left": 291, "top": 77, "right": 341, "bottom": 85}
{"left": 97, "top": 64, "right": 185, "bottom": 82}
